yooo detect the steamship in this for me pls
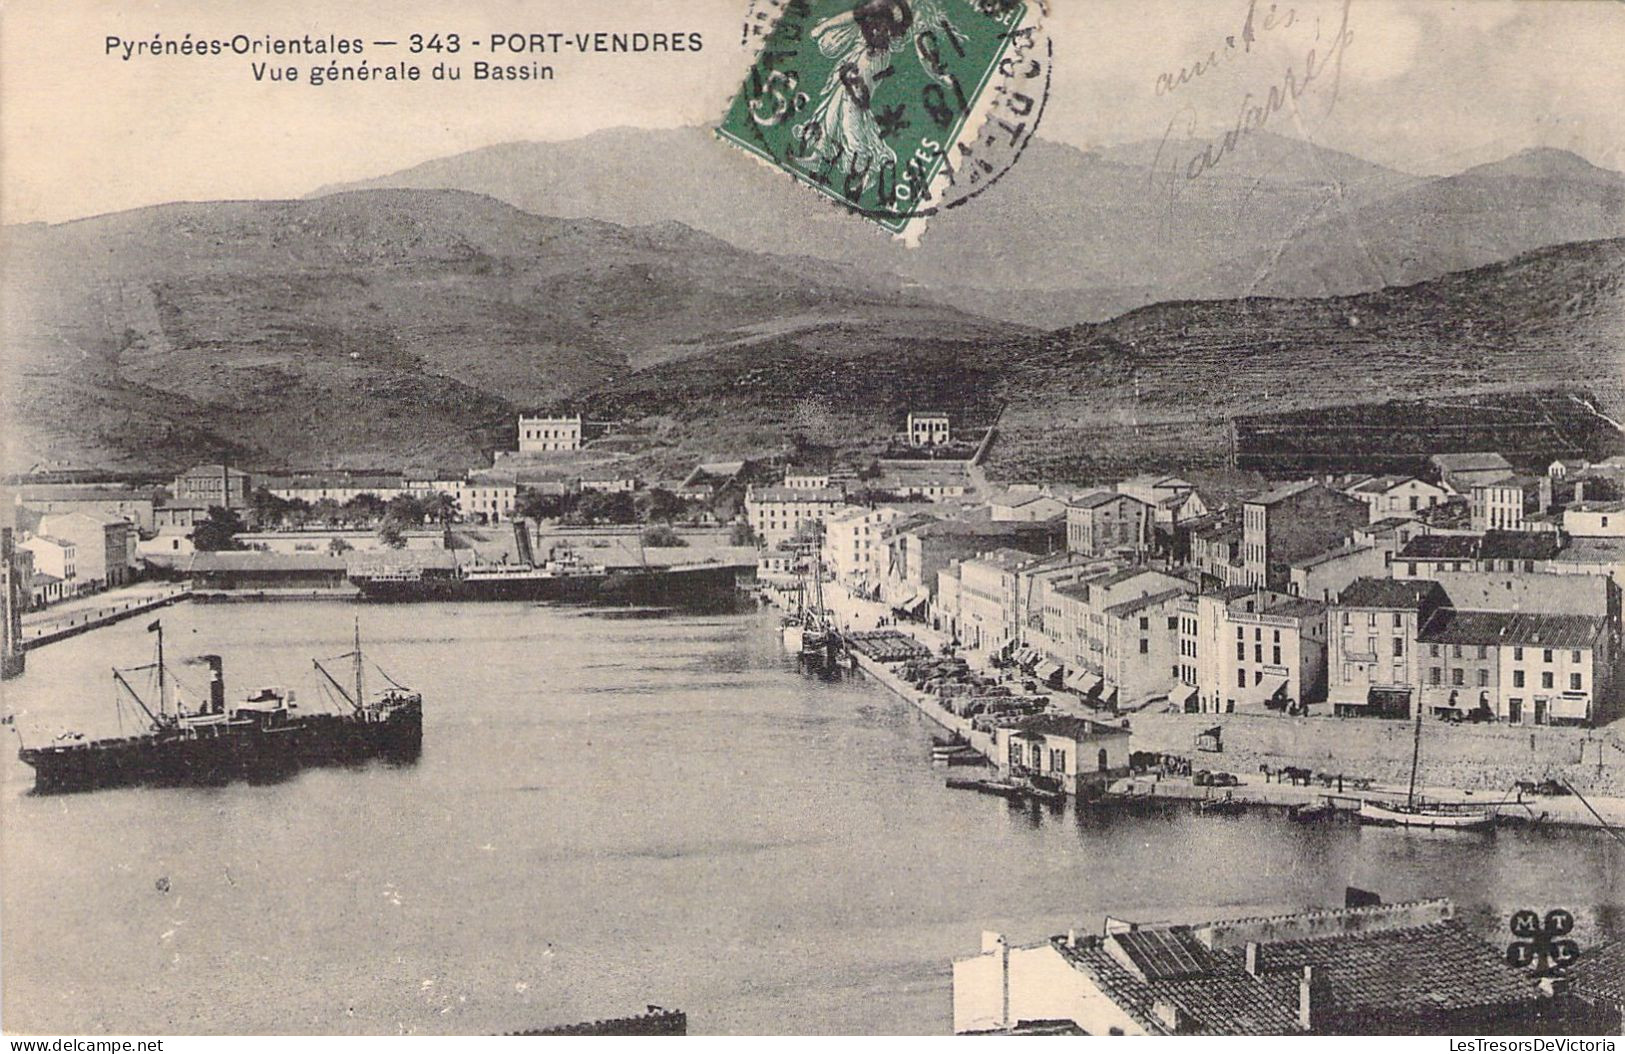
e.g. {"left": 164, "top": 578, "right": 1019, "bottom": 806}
{"left": 16, "top": 620, "right": 421, "bottom": 794}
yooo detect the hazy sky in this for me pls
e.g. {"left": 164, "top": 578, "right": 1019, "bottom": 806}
{"left": 2, "top": 0, "right": 1622, "bottom": 224}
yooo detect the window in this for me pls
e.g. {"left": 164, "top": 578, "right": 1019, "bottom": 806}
{"left": 1366, "top": 637, "right": 1377, "bottom": 656}
{"left": 1543, "top": 649, "right": 1553, "bottom": 663}
{"left": 1237, "top": 641, "right": 1246, "bottom": 661}
{"left": 1393, "top": 638, "right": 1404, "bottom": 657}
{"left": 1514, "top": 647, "right": 1524, "bottom": 661}
{"left": 1478, "top": 669, "right": 1489, "bottom": 688}
{"left": 1429, "top": 667, "right": 1441, "bottom": 686}
{"left": 1513, "top": 670, "right": 1525, "bottom": 688}
{"left": 1342, "top": 612, "right": 1350, "bottom": 627}
{"left": 1571, "top": 650, "right": 1581, "bottom": 663}
{"left": 1570, "top": 673, "right": 1583, "bottom": 691}
{"left": 1237, "top": 626, "right": 1245, "bottom": 639}
{"left": 1367, "top": 613, "right": 1376, "bottom": 627}
{"left": 1450, "top": 668, "right": 1464, "bottom": 686}
{"left": 1238, "top": 669, "right": 1247, "bottom": 688}
{"left": 1451, "top": 645, "right": 1462, "bottom": 659}
{"left": 1541, "top": 672, "right": 1554, "bottom": 690}
{"left": 1393, "top": 613, "right": 1402, "bottom": 628}
{"left": 1430, "top": 644, "right": 1440, "bottom": 657}
{"left": 1140, "top": 616, "right": 1149, "bottom": 630}
{"left": 1477, "top": 645, "right": 1488, "bottom": 660}
{"left": 1273, "top": 646, "right": 1281, "bottom": 665}
{"left": 1139, "top": 639, "right": 1149, "bottom": 655}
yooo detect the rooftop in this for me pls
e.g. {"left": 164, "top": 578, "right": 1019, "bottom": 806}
{"left": 1478, "top": 530, "right": 1562, "bottom": 561}
{"left": 1570, "top": 939, "right": 1625, "bottom": 1009}
{"left": 1348, "top": 475, "right": 1416, "bottom": 495}
{"left": 1070, "top": 489, "right": 1131, "bottom": 510}
{"left": 1398, "top": 535, "right": 1481, "bottom": 560}
{"left": 745, "top": 486, "right": 845, "bottom": 503}
{"left": 1104, "top": 587, "right": 1190, "bottom": 618}
{"left": 1432, "top": 452, "right": 1513, "bottom": 472}
{"left": 1008, "top": 713, "right": 1130, "bottom": 740}
{"left": 967, "top": 547, "right": 1046, "bottom": 572}
{"left": 1248, "top": 480, "right": 1319, "bottom": 506}
{"left": 1047, "top": 899, "right": 1539, "bottom": 1036}
{"left": 1336, "top": 578, "right": 1448, "bottom": 611}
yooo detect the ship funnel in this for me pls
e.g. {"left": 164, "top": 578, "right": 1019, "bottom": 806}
{"left": 200, "top": 655, "right": 226, "bottom": 714}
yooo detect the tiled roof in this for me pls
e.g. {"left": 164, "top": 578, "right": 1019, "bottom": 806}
{"left": 1555, "top": 537, "right": 1625, "bottom": 562}
{"left": 1478, "top": 531, "right": 1561, "bottom": 561}
{"left": 1570, "top": 940, "right": 1625, "bottom": 1008}
{"left": 1498, "top": 612, "right": 1606, "bottom": 650}
{"left": 1070, "top": 489, "right": 1129, "bottom": 510}
{"left": 1399, "top": 534, "right": 1481, "bottom": 560}
{"left": 1249, "top": 480, "right": 1319, "bottom": 506}
{"left": 1432, "top": 452, "right": 1512, "bottom": 472}
{"left": 1348, "top": 475, "right": 1415, "bottom": 494}
{"left": 187, "top": 552, "right": 348, "bottom": 572}
{"left": 1104, "top": 588, "right": 1189, "bottom": 618}
{"left": 1336, "top": 578, "right": 1447, "bottom": 610}
{"left": 745, "top": 486, "right": 844, "bottom": 502}
{"left": 1008, "top": 713, "right": 1129, "bottom": 740}
{"left": 1052, "top": 906, "right": 1540, "bottom": 1035}
{"left": 1260, "top": 595, "right": 1327, "bottom": 621}
{"left": 1418, "top": 609, "right": 1516, "bottom": 646}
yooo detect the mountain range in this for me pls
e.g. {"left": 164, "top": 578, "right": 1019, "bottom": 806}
{"left": 3, "top": 127, "right": 1621, "bottom": 479}
{"left": 311, "top": 126, "right": 1625, "bottom": 327}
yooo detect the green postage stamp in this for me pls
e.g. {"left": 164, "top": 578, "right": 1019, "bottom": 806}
{"left": 718, "top": 0, "right": 1048, "bottom": 237}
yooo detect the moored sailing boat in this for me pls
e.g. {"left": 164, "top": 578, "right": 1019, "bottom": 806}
{"left": 16, "top": 619, "right": 422, "bottom": 794}
{"left": 1358, "top": 697, "right": 1493, "bottom": 830}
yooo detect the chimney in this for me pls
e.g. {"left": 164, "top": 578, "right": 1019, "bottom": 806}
{"left": 1151, "top": 999, "right": 1193, "bottom": 1034}
{"left": 1575, "top": 480, "right": 1587, "bottom": 504}
{"left": 1244, "top": 941, "right": 1262, "bottom": 976}
{"left": 1538, "top": 475, "right": 1553, "bottom": 513}
{"left": 204, "top": 655, "right": 226, "bottom": 714}
{"left": 1298, "top": 965, "right": 1331, "bottom": 1031}
{"left": 1067, "top": 928, "right": 1078, "bottom": 948}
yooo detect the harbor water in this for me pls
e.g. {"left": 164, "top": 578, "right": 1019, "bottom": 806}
{"left": 2, "top": 602, "right": 1621, "bottom": 1035}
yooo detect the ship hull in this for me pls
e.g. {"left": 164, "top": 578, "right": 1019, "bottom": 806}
{"left": 354, "top": 565, "right": 744, "bottom": 608}
{"left": 18, "top": 705, "right": 422, "bottom": 794}
{"left": 1357, "top": 799, "right": 1494, "bottom": 830}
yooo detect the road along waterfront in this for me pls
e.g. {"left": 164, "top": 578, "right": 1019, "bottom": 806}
{"left": 2, "top": 601, "right": 1621, "bottom": 1035}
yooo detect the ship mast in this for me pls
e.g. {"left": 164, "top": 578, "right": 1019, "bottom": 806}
{"left": 353, "top": 618, "right": 366, "bottom": 708}
{"left": 153, "top": 619, "right": 167, "bottom": 716}
{"left": 1406, "top": 695, "right": 1424, "bottom": 807}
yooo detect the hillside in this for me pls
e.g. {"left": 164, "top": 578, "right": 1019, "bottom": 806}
{"left": 309, "top": 128, "right": 1622, "bottom": 327}
{"left": 577, "top": 239, "right": 1625, "bottom": 481}
{"left": 0, "top": 190, "right": 1013, "bottom": 474}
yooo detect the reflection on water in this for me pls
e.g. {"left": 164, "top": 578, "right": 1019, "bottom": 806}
{"left": 2, "top": 602, "right": 1620, "bottom": 1035}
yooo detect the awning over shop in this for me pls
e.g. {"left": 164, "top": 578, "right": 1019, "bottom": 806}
{"left": 1240, "top": 674, "right": 1288, "bottom": 707}
{"left": 1035, "top": 659, "right": 1063, "bottom": 684}
{"left": 1174, "top": 685, "right": 1199, "bottom": 710}
{"left": 896, "top": 592, "right": 929, "bottom": 615}
{"left": 1064, "top": 670, "right": 1096, "bottom": 693}
{"left": 1015, "top": 646, "right": 1039, "bottom": 667}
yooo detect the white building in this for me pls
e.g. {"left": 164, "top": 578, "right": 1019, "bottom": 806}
{"left": 822, "top": 505, "right": 903, "bottom": 589}
{"left": 743, "top": 486, "right": 845, "bottom": 548}
{"left": 1564, "top": 501, "right": 1624, "bottom": 538}
{"left": 1176, "top": 586, "right": 1327, "bottom": 714}
{"left": 517, "top": 414, "right": 583, "bottom": 452}
{"left": 1344, "top": 475, "right": 1448, "bottom": 523}
{"left": 907, "top": 411, "right": 951, "bottom": 447}
{"left": 19, "top": 535, "right": 76, "bottom": 594}
{"left": 36, "top": 513, "right": 135, "bottom": 590}
{"left": 265, "top": 472, "right": 405, "bottom": 505}
{"left": 1469, "top": 476, "right": 1541, "bottom": 532}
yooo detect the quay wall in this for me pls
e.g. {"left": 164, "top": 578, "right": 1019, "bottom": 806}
{"left": 1128, "top": 711, "right": 1625, "bottom": 797}
{"left": 848, "top": 650, "right": 998, "bottom": 763}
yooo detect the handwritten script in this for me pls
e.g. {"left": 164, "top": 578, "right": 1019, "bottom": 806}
{"left": 1150, "top": 0, "right": 1355, "bottom": 185}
